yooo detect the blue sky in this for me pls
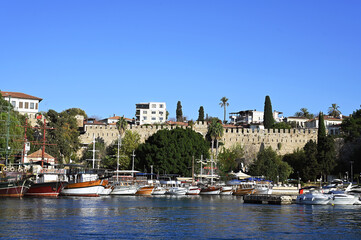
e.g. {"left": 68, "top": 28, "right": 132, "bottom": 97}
{"left": 1, "top": 1, "right": 360, "bottom": 121}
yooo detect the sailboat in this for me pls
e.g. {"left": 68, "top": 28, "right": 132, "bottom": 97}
{"left": 61, "top": 137, "right": 108, "bottom": 197}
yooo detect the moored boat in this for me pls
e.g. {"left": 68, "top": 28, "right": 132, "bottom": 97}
{"left": 220, "top": 186, "right": 233, "bottom": 195}
{"left": 135, "top": 186, "right": 155, "bottom": 195}
{"left": 200, "top": 186, "right": 221, "bottom": 195}
{"left": 25, "top": 168, "right": 68, "bottom": 197}
{"left": 296, "top": 190, "right": 332, "bottom": 205}
{"left": 0, "top": 164, "right": 32, "bottom": 197}
{"left": 61, "top": 178, "right": 108, "bottom": 197}
{"left": 186, "top": 185, "right": 201, "bottom": 195}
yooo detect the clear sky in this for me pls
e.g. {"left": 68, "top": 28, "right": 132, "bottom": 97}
{"left": 1, "top": 1, "right": 360, "bottom": 121}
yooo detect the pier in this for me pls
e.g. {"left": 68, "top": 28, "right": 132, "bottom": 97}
{"left": 243, "top": 194, "right": 297, "bottom": 205}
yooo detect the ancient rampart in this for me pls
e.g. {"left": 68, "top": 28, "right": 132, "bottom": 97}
{"left": 79, "top": 121, "right": 317, "bottom": 157}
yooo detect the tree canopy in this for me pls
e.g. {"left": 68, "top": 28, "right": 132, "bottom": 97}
{"left": 249, "top": 147, "right": 292, "bottom": 182}
{"left": 135, "top": 128, "right": 209, "bottom": 176}
{"left": 328, "top": 104, "right": 341, "bottom": 118}
{"left": 341, "top": 108, "right": 361, "bottom": 141}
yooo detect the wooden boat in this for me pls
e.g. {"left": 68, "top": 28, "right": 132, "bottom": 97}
{"left": 25, "top": 169, "right": 68, "bottom": 197}
{"left": 0, "top": 179, "right": 32, "bottom": 197}
{"left": 61, "top": 172, "right": 108, "bottom": 197}
{"left": 220, "top": 186, "right": 233, "bottom": 195}
{"left": 200, "top": 186, "right": 221, "bottom": 195}
{"left": 135, "top": 186, "right": 154, "bottom": 195}
{"left": 0, "top": 164, "right": 32, "bottom": 197}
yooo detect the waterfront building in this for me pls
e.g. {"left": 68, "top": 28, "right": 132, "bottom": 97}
{"left": 135, "top": 102, "right": 166, "bottom": 125}
{"left": 1, "top": 91, "right": 42, "bottom": 125}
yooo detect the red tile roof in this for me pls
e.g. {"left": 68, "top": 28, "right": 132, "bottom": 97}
{"left": 1, "top": 91, "right": 42, "bottom": 101}
{"left": 27, "top": 149, "right": 55, "bottom": 159}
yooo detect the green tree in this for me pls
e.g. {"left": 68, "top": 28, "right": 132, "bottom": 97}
{"left": 207, "top": 118, "right": 224, "bottom": 159}
{"left": 341, "top": 108, "right": 361, "bottom": 141}
{"left": 317, "top": 112, "right": 336, "bottom": 181}
{"left": 295, "top": 108, "right": 314, "bottom": 119}
{"left": 42, "top": 109, "right": 82, "bottom": 164}
{"left": 104, "top": 130, "right": 140, "bottom": 169}
{"left": 249, "top": 147, "right": 292, "bottom": 182}
{"left": 116, "top": 116, "right": 128, "bottom": 137}
{"left": 328, "top": 103, "right": 341, "bottom": 118}
{"left": 272, "top": 122, "right": 291, "bottom": 129}
{"left": 197, "top": 106, "right": 205, "bottom": 122}
{"left": 263, "top": 95, "right": 274, "bottom": 129}
{"left": 135, "top": 128, "right": 209, "bottom": 176}
{"left": 283, "top": 140, "right": 319, "bottom": 182}
{"left": 219, "top": 97, "right": 229, "bottom": 123}
{"left": 176, "top": 101, "right": 183, "bottom": 122}
{"left": 218, "top": 143, "right": 244, "bottom": 179}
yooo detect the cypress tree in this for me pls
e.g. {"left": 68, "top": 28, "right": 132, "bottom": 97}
{"left": 317, "top": 112, "right": 336, "bottom": 181}
{"left": 263, "top": 95, "right": 274, "bottom": 129}
{"left": 197, "top": 106, "right": 204, "bottom": 122}
{"left": 176, "top": 101, "right": 183, "bottom": 122}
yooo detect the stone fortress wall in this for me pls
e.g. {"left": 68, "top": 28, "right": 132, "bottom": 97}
{"left": 79, "top": 121, "right": 318, "bottom": 158}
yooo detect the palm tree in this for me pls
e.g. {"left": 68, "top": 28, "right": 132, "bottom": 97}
{"left": 207, "top": 118, "right": 224, "bottom": 158}
{"left": 294, "top": 108, "right": 314, "bottom": 119}
{"left": 207, "top": 118, "right": 224, "bottom": 184}
{"left": 328, "top": 104, "right": 341, "bottom": 118}
{"left": 116, "top": 116, "right": 128, "bottom": 137}
{"left": 219, "top": 97, "right": 229, "bottom": 123}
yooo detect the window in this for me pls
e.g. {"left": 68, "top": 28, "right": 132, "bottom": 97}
{"left": 11, "top": 101, "right": 16, "bottom": 107}
{"left": 152, "top": 117, "right": 156, "bottom": 121}
{"left": 159, "top": 104, "right": 164, "bottom": 108}
{"left": 36, "top": 103, "right": 38, "bottom": 109}
{"left": 25, "top": 102, "right": 29, "bottom": 109}
{"left": 19, "top": 102, "right": 23, "bottom": 108}
{"left": 159, "top": 111, "right": 163, "bottom": 115}
{"left": 151, "top": 111, "right": 156, "bottom": 115}
{"left": 143, "top": 116, "right": 147, "bottom": 120}
{"left": 143, "top": 111, "right": 147, "bottom": 114}
{"left": 160, "top": 117, "right": 163, "bottom": 121}
{"left": 30, "top": 103, "right": 35, "bottom": 109}
{"left": 152, "top": 104, "right": 156, "bottom": 108}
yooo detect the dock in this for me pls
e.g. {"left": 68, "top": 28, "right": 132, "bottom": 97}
{"left": 243, "top": 194, "right": 297, "bottom": 205}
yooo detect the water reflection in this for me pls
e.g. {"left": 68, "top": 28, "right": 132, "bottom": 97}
{"left": 1, "top": 196, "right": 361, "bottom": 239}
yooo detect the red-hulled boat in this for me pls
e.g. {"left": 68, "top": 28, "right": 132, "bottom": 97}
{"left": 25, "top": 169, "right": 68, "bottom": 197}
{"left": 0, "top": 165, "right": 32, "bottom": 197}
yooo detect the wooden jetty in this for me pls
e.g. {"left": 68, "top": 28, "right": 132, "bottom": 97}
{"left": 243, "top": 194, "right": 297, "bottom": 205}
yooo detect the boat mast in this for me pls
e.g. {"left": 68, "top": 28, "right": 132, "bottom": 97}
{"left": 116, "top": 134, "right": 120, "bottom": 181}
{"left": 131, "top": 150, "right": 135, "bottom": 178}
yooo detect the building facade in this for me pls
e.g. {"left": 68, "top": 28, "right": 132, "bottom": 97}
{"left": 229, "top": 110, "right": 284, "bottom": 125}
{"left": 135, "top": 102, "right": 166, "bottom": 125}
{"left": 1, "top": 91, "right": 42, "bottom": 124}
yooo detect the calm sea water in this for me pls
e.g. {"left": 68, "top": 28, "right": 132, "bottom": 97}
{"left": 1, "top": 195, "right": 361, "bottom": 239}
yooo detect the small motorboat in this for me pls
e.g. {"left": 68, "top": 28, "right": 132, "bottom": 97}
{"left": 199, "top": 186, "right": 221, "bottom": 195}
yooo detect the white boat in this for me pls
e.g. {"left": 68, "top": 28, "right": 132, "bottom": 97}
{"left": 166, "top": 186, "right": 187, "bottom": 195}
{"left": 186, "top": 186, "right": 201, "bottom": 195}
{"left": 111, "top": 184, "right": 138, "bottom": 195}
{"left": 100, "top": 185, "right": 114, "bottom": 195}
{"left": 61, "top": 175, "right": 107, "bottom": 197}
{"left": 220, "top": 186, "right": 233, "bottom": 195}
{"left": 152, "top": 186, "right": 166, "bottom": 195}
{"left": 329, "top": 191, "right": 359, "bottom": 205}
{"left": 296, "top": 190, "right": 332, "bottom": 205}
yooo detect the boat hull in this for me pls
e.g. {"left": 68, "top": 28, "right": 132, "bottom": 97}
{"left": 61, "top": 179, "right": 107, "bottom": 197}
{"left": 135, "top": 186, "right": 154, "bottom": 195}
{"left": 0, "top": 179, "right": 32, "bottom": 197}
{"left": 166, "top": 187, "right": 187, "bottom": 195}
{"left": 186, "top": 187, "right": 201, "bottom": 195}
{"left": 111, "top": 185, "right": 138, "bottom": 195}
{"left": 296, "top": 193, "right": 331, "bottom": 205}
{"left": 25, "top": 181, "right": 67, "bottom": 197}
{"left": 200, "top": 186, "right": 221, "bottom": 195}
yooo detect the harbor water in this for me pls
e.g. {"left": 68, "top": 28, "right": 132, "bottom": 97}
{"left": 1, "top": 195, "right": 361, "bottom": 239}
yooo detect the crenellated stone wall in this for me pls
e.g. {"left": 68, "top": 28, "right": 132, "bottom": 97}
{"left": 79, "top": 121, "right": 318, "bottom": 157}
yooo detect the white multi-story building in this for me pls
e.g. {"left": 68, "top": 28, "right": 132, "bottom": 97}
{"left": 135, "top": 102, "right": 166, "bottom": 125}
{"left": 1, "top": 91, "right": 42, "bottom": 121}
{"left": 229, "top": 109, "right": 284, "bottom": 126}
